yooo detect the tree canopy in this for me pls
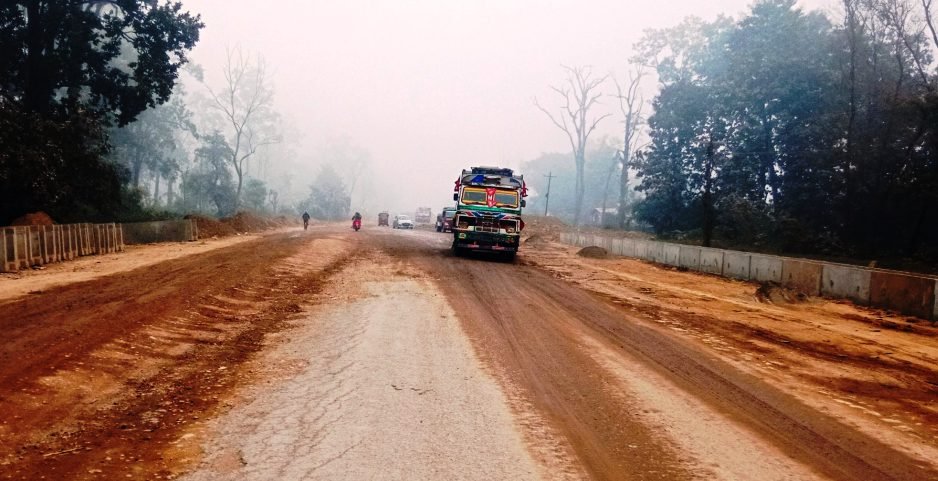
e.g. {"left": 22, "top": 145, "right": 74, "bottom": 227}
{"left": 0, "top": 1, "right": 202, "bottom": 125}
{"left": 0, "top": 1, "right": 203, "bottom": 223}
{"left": 632, "top": 0, "right": 938, "bottom": 259}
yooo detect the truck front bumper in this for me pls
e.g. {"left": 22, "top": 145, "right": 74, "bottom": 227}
{"left": 453, "top": 231, "right": 519, "bottom": 252}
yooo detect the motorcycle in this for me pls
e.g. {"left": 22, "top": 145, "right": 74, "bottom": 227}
{"left": 352, "top": 218, "right": 361, "bottom": 231}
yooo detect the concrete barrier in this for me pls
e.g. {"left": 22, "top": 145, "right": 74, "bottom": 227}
{"left": 679, "top": 246, "right": 701, "bottom": 270}
{"left": 663, "top": 243, "right": 681, "bottom": 266}
{"left": 608, "top": 238, "right": 621, "bottom": 256}
{"left": 632, "top": 239, "right": 648, "bottom": 261}
{"left": 821, "top": 264, "right": 871, "bottom": 305}
{"left": 750, "top": 254, "right": 783, "bottom": 283}
{"left": 698, "top": 248, "right": 724, "bottom": 275}
{"left": 723, "top": 251, "right": 752, "bottom": 280}
{"left": 645, "top": 242, "right": 664, "bottom": 263}
{"left": 869, "top": 271, "right": 936, "bottom": 320}
{"left": 122, "top": 219, "right": 198, "bottom": 245}
{"left": 619, "top": 238, "right": 636, "bottom": 257}
{"left": 781, "top": 259, "right": 823, "bottom": 296}
{"left": 0, "top": 222, "right": 122, "bottom": 272}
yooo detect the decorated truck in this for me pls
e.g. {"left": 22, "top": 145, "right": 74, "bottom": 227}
{"left": 451, "top": 166, "right": 527, "bottom": 260}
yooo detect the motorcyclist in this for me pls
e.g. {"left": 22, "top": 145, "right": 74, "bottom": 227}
{"left": 302, "top": 211, "right": 310, "bottom": 230}
{"left": 351, "top": 212, "right": 362, "bottom": 231}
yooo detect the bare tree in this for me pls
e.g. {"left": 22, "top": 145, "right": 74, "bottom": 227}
{"left": 613, "top": 68, "right": 646, "bottom": 229}
{"left": 876, "top": 0, "right": 933, "bottom": 89}
{"left": 924, "top": 0, "right": 938, "bottom": 49}
{"left": 536, "top": 66, "right": 610, "bottom": 226}
{"left": 206, "top": 47, "right": 279, "bottom": 210}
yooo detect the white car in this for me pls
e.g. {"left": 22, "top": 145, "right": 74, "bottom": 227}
{"left": 393, "top": 215, "right": 414, "bottom": 229}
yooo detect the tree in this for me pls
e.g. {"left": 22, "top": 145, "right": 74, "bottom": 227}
{"left": 206, "top": 47, "right": 279, "bottom": 211}
{"left": 306, "top": 165, "right": 350, "bottom": 221}
{"left": 0, "top": 1, "right": 202, "bottom": 125}
{"left": 243, "top": 178, "right": 268, "bottom": 212}
{"left": 109, "top": 86, "right": 196, "bottom": 197}
{"left": 633, "top": 17, "right": 733, "bottom": 239}
{"left": 536, "top": 66, "right": 611, "bottom": 226}
{"left": 613, "top": 68, "right": 646, "bottom": 229}
{"left": 179, "top": 131, "right": 235, "bottom": 216}
{"left": 0, "top": 100, "right": 123, "bottom": 223}
{"left": 521, "top": 141, "right": 620, "bottom": 223}
{"left": 0, "top": 1, "right": 202, "bottom": 223}
{"left": 632, "top": 0, "right": 938, "bottom": 260}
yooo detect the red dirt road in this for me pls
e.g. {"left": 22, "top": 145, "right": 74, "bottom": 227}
{"left": 1, "top": 225, "right": 937, "bottom": 480}
{"left": 0, "top": 229, "right": 354, "bottom": 480}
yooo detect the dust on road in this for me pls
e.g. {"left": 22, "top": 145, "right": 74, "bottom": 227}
{"left": 372, "top": 228, "right": 937, "bottom": 481}
{"left": 0, "top": 229, "right": 352, "bottom": 480}
{"left": 182, "top": 248, "right": 560, "bottom": 480}
{"left": 2, "top": 224, "right": 937, "bottom": 481}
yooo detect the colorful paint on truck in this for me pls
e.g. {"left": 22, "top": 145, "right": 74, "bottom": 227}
{"left": 451, "top": 166, "right": 526, "bottom": 260}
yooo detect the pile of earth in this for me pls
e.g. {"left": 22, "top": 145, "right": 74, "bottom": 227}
{"left": 522, "top": 215, "right": 570, "bottom": 242}
{"left": 226, "top": 212, "right": 290, "bottom": 232}
{"left": 10, "top": 212, "right": 55, "bottom": 226}
{"left": 186, "top": 215, "right": 236, "bottom": 239}
{"left": 576, "top": 246, "right": 609, "bottom": 259}
{"left": 185, "top": 212, "right": 292, "bottom": 239}
{"left": 755, "top": 282, "right": 809, "bottom": 304}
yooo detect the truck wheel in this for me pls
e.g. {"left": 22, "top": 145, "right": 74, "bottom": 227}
{"left": 502, "top": 252, "right": 516, "bottom": 262}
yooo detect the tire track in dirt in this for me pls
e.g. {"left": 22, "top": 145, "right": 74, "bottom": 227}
{"left": 375, "top": 230, "right": 937, "bottom": 481}
{"left": 183, "top": 247, "right": 552, "bottom": 480}
{"left": 0, "top": 230, "right": 354, "bottom": 480}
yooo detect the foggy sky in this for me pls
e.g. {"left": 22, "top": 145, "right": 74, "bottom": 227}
{"left": 182, "top": 0, "right": 836, "bottom": 214}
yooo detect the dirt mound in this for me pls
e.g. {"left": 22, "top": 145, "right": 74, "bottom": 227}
{"left": 186, "top": 214, "right": 236, "bottom": 239}
{"left": 523, "top": 215, "right": 571, "bottom": 242}
{"left": 523, "top": 234, "right": 545, "bottom": 246}
{"left": 226, "top": 212, "right": 278, "bottom": 232}
{"left": 755, "top": 282, "right": 808, "bottom": 304}
{"left": 577, "top": 246, "right": 608, "bottom": 259}
{"left": 186, "top": 212, "right": 293, "bottom": 239}
{"left": 10, "top": 212, "right": 55, "bottom": 226}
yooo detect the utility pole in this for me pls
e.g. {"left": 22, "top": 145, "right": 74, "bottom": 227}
{"left": 543, "top": 171, "right": 556, "bottom": 216}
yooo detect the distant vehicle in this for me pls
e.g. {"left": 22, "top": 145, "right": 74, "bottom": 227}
{"left": 393, "top": 214, "right": 414, "bottom": 229}
{"left": 415, "top": 207, "right": 432, "bottom": 225}
{"left": 378, "top": 212, "right": 390, "bottom": 227}
{"left": 436, "top": 207, "right": 457, "bottom": 232}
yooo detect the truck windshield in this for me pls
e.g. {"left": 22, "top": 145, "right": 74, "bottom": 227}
{"left": 461, "top": 188, "right": 519, "bottom": 208}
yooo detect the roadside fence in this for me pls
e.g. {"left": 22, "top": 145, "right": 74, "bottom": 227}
{"left": 1, "top": 223, "right": 123, "bottom": 273}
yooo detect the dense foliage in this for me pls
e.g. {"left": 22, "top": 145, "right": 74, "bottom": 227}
{"left": 0, "top": 1, "right": 202, "bottom": 223}
{"left": 633, "top": 0, "right": 938, "bottom": 260}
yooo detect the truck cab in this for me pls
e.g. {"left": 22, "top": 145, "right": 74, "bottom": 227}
{"left": 436, "top": 207, "right": 457, "bottom": 232}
